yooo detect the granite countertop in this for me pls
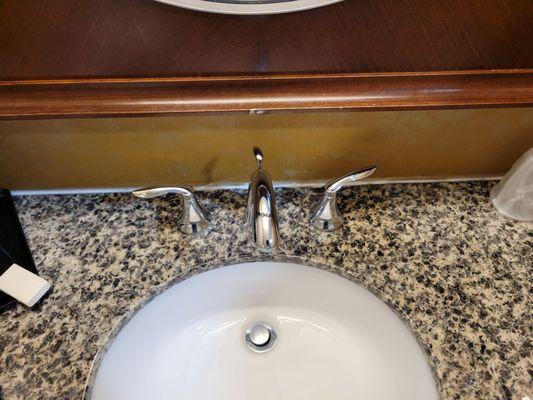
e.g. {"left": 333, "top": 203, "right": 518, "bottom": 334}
{"left": 0, "top": 182, "right": 531, "bottom": 400}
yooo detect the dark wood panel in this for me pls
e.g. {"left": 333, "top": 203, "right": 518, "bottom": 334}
{"left": 0, "top": 0, "right": 532, "bottom": 79}
{"left": 1, "top": 0, "right": 532, "bottom": 118}
{"left": 0, "top": 0, "right": 259, "bottom": 79}
{"left": 2, "top": 72, "right": 532, "bottom": 119}
{"left": 260, "top": 0, "right": 533, "bottom": 73}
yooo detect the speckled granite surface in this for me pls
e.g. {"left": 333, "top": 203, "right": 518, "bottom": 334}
{"left": 0, "top": 182, "right": 531, "bottom": 400}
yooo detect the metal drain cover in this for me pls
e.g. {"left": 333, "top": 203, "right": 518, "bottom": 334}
{"left": 245, "top": 322, "right": 277, "bottom": 353}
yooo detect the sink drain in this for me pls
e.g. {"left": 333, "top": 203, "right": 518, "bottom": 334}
{"left": 245, "top": 322, "right": 277, "bottom": 353}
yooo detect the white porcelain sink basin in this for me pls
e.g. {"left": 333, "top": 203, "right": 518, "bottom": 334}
{"left": 87, "top": 262, "right": 439, "bottom": 400}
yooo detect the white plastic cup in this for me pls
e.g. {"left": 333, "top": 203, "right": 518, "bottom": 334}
{"left": 490, "top": 148, "right": 533, "bottom": 222}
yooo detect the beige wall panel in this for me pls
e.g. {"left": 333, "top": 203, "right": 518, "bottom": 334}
{"left": 0, "top": 108, "right": 532, "bottom": 190}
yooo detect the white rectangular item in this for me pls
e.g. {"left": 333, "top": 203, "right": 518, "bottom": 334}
{"left": 0, "top": 264, "right": 51, "bottom": 307}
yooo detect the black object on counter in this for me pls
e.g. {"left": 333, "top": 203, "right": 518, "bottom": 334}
{"left": 0, "top": 190, "right": 38, "bottom": 312}
{"left": 0, "top": 245, "right": 15, "bottom": 276}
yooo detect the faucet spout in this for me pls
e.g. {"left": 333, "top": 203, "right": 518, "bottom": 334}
{"left": 247, "top": 147, "right": 279, "bottom": 252}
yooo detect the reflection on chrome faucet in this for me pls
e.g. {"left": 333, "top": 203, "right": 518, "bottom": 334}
{"left": 247, "top": 147, "right": 279, "bottom": 252}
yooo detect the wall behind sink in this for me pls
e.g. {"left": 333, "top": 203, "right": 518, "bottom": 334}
{"left": 0, "top": 108, "right": 532, "bottom": 190}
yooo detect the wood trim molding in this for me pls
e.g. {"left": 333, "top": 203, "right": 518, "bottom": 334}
{"left": 1, "top": 71, "right": 533, "bottom": 119}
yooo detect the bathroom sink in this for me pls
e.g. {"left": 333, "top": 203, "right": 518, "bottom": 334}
{"left": 87, "top": 262, "right": 439, "bottom": 400}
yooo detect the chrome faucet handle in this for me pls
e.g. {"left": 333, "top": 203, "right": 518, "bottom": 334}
{"left": 132, "top": 187, "right": 210, "bottom": 235}
{"left": 310, "top": 166, "right": 376, "bottom": 231}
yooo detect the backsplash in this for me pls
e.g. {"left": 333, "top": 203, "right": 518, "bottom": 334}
{"left": 1, "top": 108, "right": 532, "bottom": 190}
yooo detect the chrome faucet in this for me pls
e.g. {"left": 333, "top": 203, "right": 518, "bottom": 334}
{"left": 247, "top": 147, "right": 279, "bottom": 252}
{"left": 132, "top": 187, "right": 210, "bottom": 235}
{"left": 310, "top": 166, "right": 376, "bottom": 231}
